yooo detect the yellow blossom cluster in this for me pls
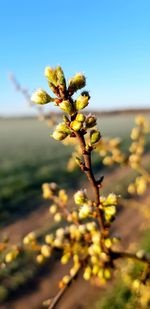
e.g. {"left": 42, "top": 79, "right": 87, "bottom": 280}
{"left": 96, "top": 137, "right": 125, "bottom": 166}
{"left": 129, "top": 115, "right": 149, "bottom": 169}
{"left": 120, "top": 257, "right": 150, "bottom": 308}
{"left": 28, "top": 184, "right": 121, "bottom": 286}
{"left": 127, "top": 115, "right": 150, "bottom": 195}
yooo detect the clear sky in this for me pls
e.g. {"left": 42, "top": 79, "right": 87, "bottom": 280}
{"left": 1, "top": 0, "right": 150, "bottom": 115}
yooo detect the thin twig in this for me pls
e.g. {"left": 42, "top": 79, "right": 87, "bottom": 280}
{"left": 111, "top": 250, "right": 150, "bottom": 265}
{"left": 74, "top": 131, "right": 109, "bottom": 253}
{"left": 48, "top": 266, "right": 82, "bottom": 309}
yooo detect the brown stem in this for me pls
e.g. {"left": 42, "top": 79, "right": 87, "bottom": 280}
{"left": 75, "top": 132, "right": 98, "bottom": 197}
{"left": 74, "top": 131, "right": 108, "bottom": 252}
{"left": 48, "top": 266, "right": 81, "bottom": 309}
{"left": 111, "top": 250, "right": 150, "bottom": 265}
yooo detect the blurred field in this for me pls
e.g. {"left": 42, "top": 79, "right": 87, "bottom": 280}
{"left": 0, "top": 112, "right": 150, "bottom": 308}
{"left": 0, "top": 118, "right": 74, "bottom": 226}
{"left": 1, "top": 113, "right": 150, "bottom": 225}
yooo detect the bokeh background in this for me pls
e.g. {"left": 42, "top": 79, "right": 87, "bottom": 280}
{"left": 0, "top": 1, "right": 150, "bottom": 308}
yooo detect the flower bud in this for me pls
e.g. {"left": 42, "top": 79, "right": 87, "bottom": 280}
{"left": 41, "top": 245, "right": 51, "bottom": 257}
{"left": 109, "top": 138, "right": 121, "bottom": 147}
{"left": 132, "top": 279, "right": 141, "bottom": 290}
{"left": 54, "top": 213, "right": 62, "bottom": 222}
{"left": 45, "top": 234, "right": 54, "bottom": 244}
{"left": 5, "top": 251, "right": 18, "bottom": 263}
{"left": 128, "top": 183, "right": 136, "bottom": 194}
{"left": 85, "top": 115, "right": 96, "bottom": 128}
{"left": 53, "top": 238, "right": 62, "bottom": 247}
{"left": 68, "top": 73, "right": 86, "bottom": 94}
{"left": 44, "top": 67, "right": 58, "bottom": 86}
{"left": 106, "top": 193, "right": 117, "bottom": 205}
{"left": 70, "top": 264, "right": 80, "bottom": 276}
{"left": 56, "top": 66, "right": 66, "bottom": 86}
{"left": 59, "top": 189, "right": 68, "bottom": 203}
{"left": 61, "top": 253, "right": 71, "bottom": 264}
{"left": 104, "top": 238, "right": 112, "bottom": 248}
{"left": 98, "top": 270, "right": 105, "bottom": 280}
{"left": 76, "top": 113, "right": 86, "bottom": 122}
{"left": 103, "top": 156, "right": 113, "bottom": 165}
{"left": 56, "top": 228, "right": 65, "bottom": 238}
{"left": 59, "top": 100, "right": 74, "bottom": 115}
{"left": 52, "top": 130, "right": 68, "bottom": 141}
{"left": 36, "top": 254, "right": 45, "bottom": 264}
{"left": 42, "top": 183, "right": 54, "bottom": 199}
{"left": 75, "top": 95, "right": 89, "bottom": 111}
{"left": 86, "top": 222, "right": 96, "bottom": 232}
{"left": 49, "top": 204, "right": 57, "bottom": 214}
{"left": 90, "top": 130, "right": 101, "bottom": 144}
{"left": 70, "top": 120, "right": 82, "bottom": 131}
{"left": 104, "top": 268, "right": 111, "bottom": 279}
{"left": 131, "top": 128, "right": 140, "bottom": 140}
{"left": 136, "top": 249, "right": 145, "bottom": 259}
{"left": 23, "top": 232, "right": 36, "bottom": 245}
{"left": 31, "top": 88, "right": 53, "bottom": 105}
{"left": 83, "top": 266, "right": 92, "bottom": 280}
{"left": 74, "top": 190, "right": 87, "bottom": 205}
{"left": 56, "top": 122, "right": 70, "bottom": 134}
{"left": 104, "top": 206, "right": 116, "bottom": 217}
{"left": 79, "top": 204, "right": 91, "bottom": 219}
{"left": 62, "top": 275, "right": 70, "bottom": 284}
{"left": 92, "top": 265, "right": 99, "bottom": 275}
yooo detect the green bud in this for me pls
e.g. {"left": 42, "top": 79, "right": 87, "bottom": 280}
{"left": 70, "top": 120, "right": 82, "bottom": 131}
{"left": 59, "top": 100, "right": 74, "bottom": 115}
{"left": 86, "top": 114, "right": 96, "bottom": 128}
{"left": 31, "top": 88, "right": 53, "bottom": 105}
{"left": 68, "top": 73, "right": 86, "bottom": 94}
{"left": 76, "top": 113, "right": 86, "bottom": 122}
{"left": 52, "top": 130, "right": 68, "bottom": 141}
{"left": 75, "top": 95, "right": 89, "bottom": 111}
{"left": 90, "top": 129, "right": 101, "bottom": 144}
{"left": 44, "top": 67, "right": 58, "bottom": 86}
{"left": 56, "top": 122, "right": 70, "bottom": 134}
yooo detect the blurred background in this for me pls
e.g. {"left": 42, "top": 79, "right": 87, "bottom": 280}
{"left": 0, "top": 0, "right": 150, "bottom": 308}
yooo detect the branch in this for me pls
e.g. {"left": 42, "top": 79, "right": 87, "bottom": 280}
{"left": 47, "top": 266, "right": 82, "bottom": 309}
{"left": 75, "top": 132, "right": 105, "bottom": 224}
{"left": 111, "top": 250, "right": 150, "bottom": 265}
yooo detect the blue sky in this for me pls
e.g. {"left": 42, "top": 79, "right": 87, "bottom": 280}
{"left": 1, "top": 0, "right": 150, "bottom": 115}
